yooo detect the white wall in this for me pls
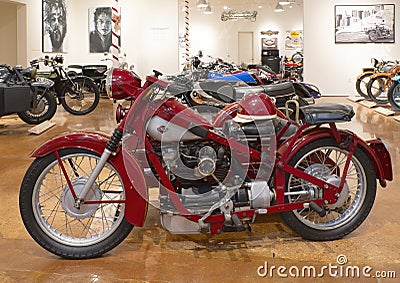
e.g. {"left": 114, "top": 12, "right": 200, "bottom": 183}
{"left": 0, "top": 2, "right": 18, "bottom": 65}
{"left": 304, "top": 0, "right": 400, "bottom": 95}
{"left": 2, "top": 0, "right": 179, "bottom": 79}
{"left": 178, "top": 0, "right": 303, "bottom": 65}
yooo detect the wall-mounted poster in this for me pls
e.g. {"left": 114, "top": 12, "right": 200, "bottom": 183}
{"left": 335, "top": 4, "right": 395, "bottom": 43}
{"left": 285, "top": 30, "right": 303, "bottom": 50}
{"left": 261, "top": 30, "right": 279, "bottom": 50}
{"left": 42, "top": 0, "right": 68, "bottom": 53}
{"left": 89, "top": 7, "right": 113, "bottom": 53}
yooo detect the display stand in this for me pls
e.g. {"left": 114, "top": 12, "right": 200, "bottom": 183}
{"left": 347, "top": 96, "right": 364, "bottom": 102}
{"left": 358, "top": 100, "right": 380, "bottom": 108}
{"left": 28, "top": 120, "right": 56, "bottom": 135}
{"left": 374, "top": 106, "right": 396, "bottom": 116}
{"left": 394, "top": 116, "right": 400, "bottom": 123}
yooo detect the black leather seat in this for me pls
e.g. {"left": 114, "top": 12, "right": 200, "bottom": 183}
{"left": 300, "top": 103, "right": 354, "bottom": 124}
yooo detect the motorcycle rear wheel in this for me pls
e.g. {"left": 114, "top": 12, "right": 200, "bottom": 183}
{"left": 281, "top": 138, "right": 376, "bottom": 241}
{"left": 388, "top": 81, "right": 400, "bottom": 110}
{"left": 17, "top": 87, "right": 57, "bottom": 124}
{"left": 355, "top": 73, "right": 373, "bottom": 99}
{"left": 19, "top": 148, "right": 133, "bottom": 259}
{"left": 366, "top": 76, "right": 389, "bottom": 104}
{"left": 60, "top": 76, "right": 100, "bottom": 115}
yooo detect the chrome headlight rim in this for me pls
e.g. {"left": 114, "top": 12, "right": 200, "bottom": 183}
{"left": 106, "top": 67, "right": 114, "bottom": 98}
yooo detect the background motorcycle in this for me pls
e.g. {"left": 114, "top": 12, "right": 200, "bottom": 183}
{"left": 366, "top": 63, "right": 400, "bottom": 104}
{"left": 387, "top": 75, "right": 400, "bottom": 110}
{"left": 355, "top": 58, "right": 396, "bottom": 99}
{"left": 31, "top": 55, "right": 100, "bottom": 115}
{"left": 19, "top": 66, "right": 392, "bottom": 259}
{"left": 365, "top": 24, "right": 391, "bottom": 42}
{"left": 0, "top": 64, "right": 57, "bottom": 124}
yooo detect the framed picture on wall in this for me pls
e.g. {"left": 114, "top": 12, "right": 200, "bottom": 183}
{"left": 335, "top": 4, "right": 395, "bottom": 43}
{"left": 89, "top": 7, "right": 113, "bottom": 53}
{"left": 42, "top": 0, "right": 68, "bottom": 53}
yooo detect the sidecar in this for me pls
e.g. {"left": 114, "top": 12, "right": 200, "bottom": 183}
{"left": 0, "top": 83, "right": 32, "bottom": 117}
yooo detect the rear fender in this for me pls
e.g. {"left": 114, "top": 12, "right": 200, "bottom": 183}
{"left": 369, "top": 73, "right": 389, "bottom": 79}
{"left": 278, "top": 128, "right": 390, "bottom": 186}
{"left": 31, "top": 131, "right": 148, "bottom": 226}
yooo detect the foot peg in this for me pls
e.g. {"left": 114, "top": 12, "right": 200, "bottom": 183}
{"left": 309, "top": 201, "right": 326, "bottom": 217}
{"left": 222, "top": 214, "right": 246, "bottom": 232}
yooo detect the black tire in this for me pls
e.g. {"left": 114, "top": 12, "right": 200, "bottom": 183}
{"left": 17, "top": 87, "right": 57, "bottom": 124}
{"left": 368, "top": 31, "right": 378, "bottom": 42}
{"left": 281, "top": 138, "right": 376, "bottom": 241}
{"left": 19, "top": 148, "right": 134, "bottom": 259}
{"left": 366, "top": 76, "right": 389, "bottom": 104}
{"left": 60, "top": 76, "right": 100, "bottom": 115}
{"left": 355, "top": 72, "right": 373, "bottom": 99}
{"left": 388, "top": 81, "right": 400, "bottom": 111}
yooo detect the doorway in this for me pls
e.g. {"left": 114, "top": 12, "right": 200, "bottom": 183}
{"left": 0, "top": 1, "right": 27, "bottom": 66}
{"left": 238, "top": 32, "right": 254, "bottom": 66}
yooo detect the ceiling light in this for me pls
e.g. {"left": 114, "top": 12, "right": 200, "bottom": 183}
{"left": 196, "top": 0, "right": 207, "bottom": 8}
{"left": 279, "top": 1, "right": 290, "bottom": 5}
{"left": 204, "top": 3, "right": 213, "bottom": 14}
{"left": 274, "top": 3, "right": 284, "bottom": 12}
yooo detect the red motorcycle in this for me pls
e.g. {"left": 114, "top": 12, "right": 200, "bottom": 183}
{"left": 19, "top": 66, "right": 392, "bottom": 259}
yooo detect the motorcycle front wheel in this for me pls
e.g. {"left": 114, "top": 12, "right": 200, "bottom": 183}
{"left": 60, "top": 76, "right": 100, "bottom": 115}
{"left": 388, "top": 81, "right": 400, "bottom": 110}
{"left": 368, "top": 31, "right": 378, "bottom": 42}
{"left": 17, "top": 87, "right": 57, "bottom": 124}
{"left": 281, "top": 138, "right": 376, "bottom": 241}
{"left": 355, "top": 73, "right": 373, "bottom": 99}
{"left": 19, "top": 149, "right": 133, "bottom": 259}
{"left": 366, "top": 76, "right": 389, "bottom": 104}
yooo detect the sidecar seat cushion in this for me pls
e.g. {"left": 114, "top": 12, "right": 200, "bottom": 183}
{"left": 300, "top": 103, "right": 354, "bottom": 124}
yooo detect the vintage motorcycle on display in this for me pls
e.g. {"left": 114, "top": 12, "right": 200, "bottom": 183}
{"left": 0, "top": 64, "right": 57, "bottom": 124}
{"left": 366, "top": 63, "right": 400, "bottom": 104}
{"left": 365, "top": 24, "right": 392, "bottom": 42}
{"left": 31, "top": 55, "right": 100, "bottom": 115}
{"left": 387, "top": 75, "right": 400, "bottom": 110}
{"left": 19, "top": 66, "right": 392, "bottom": 259}
{"left": 355, "top": 58, "right": 396, "bottom": 99}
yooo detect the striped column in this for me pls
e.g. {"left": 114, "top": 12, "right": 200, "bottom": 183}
{"left": 184, "top": 0, "right": 190, "bottom": 64}
{"left": 112, "top": 0, "right": 121, "bottom": 65}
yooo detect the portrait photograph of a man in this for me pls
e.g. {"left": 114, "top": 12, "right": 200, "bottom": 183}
{"left": 89, "top": 7, "right": 113, "bottom": 53}
{"left": 42, "top": 0, "right": 67, "bottom": 53}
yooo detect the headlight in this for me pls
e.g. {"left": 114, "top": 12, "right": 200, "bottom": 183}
{"left": 106, "top": 67, "right": 114, "bottom": 98}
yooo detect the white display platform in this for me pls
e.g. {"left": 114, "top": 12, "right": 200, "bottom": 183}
{"left": 358, "top": 100, "right": 379, "bottom": 108}
{"left": 28, "top": 120, "right": 56, "bottom": 135}
{"left": 374, "top": 107, "right": 396, "bottom": 116}
{"left": 347, "top": 96, "right": 365, "bottom": 102}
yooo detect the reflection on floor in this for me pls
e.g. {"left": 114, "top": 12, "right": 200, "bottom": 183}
{"left": 0, "top": 97, "right": 399, "bottom": 282}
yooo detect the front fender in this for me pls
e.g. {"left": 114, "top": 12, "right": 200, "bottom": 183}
{"left": 278, "top": 128, "right": 391, "bottom": 186}
{"left": 356, "top": 71, "right": 374, "bottom": 80}
{"left": 369, "top": 73, "right": 389, "bottom": 79}
{"left": 31, "top": 131, "right": 148, "bottom": 226}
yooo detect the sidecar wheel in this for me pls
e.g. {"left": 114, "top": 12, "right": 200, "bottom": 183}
{"left": 19, "top": 149, "right": 133, "bottom": 259}
{"left": 281, "top": 138, "right": 376, "bottom": 241}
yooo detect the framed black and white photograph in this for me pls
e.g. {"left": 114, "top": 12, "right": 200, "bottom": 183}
{"left": 42, "top": 0, "right": 68, "bottom": 53}
{"left": 89, "top": 7, "right": 113, "bottom": 53}
{"left": 335, "top": 4, "right": 395, "bottom": 43}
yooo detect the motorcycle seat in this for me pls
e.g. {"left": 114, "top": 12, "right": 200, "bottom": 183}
{"left": 199, "top": 81, "right": 237, "bottom": 103}
{"left": 82, "top": 65, "right": 108, "bottom": 77}
{"left": 300, "top": 103, "right": 354, "bottom": 124}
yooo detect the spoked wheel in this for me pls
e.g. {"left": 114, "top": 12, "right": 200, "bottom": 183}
{"left": 281, "top": 138, "right": 376, "bottom": 240}
{"left": 60, "top": 76, "right": 100, "bottom": 115}
{"left": 17, "top": 87, "right": 57, "bottom": 124}
{"left": 388, "top": 81, "right": 400, "bottom": 111}
{"left": 366, "top": 76, "right": 389, "bottom": 104}
{"left": 368, "top": 31, "right": 378, "bottom": 42}
{"left": 355, "top": 73, "right": 373, "bottom": 99}
{"left": 19, "top": 149, "right": 133, "bottom": 259}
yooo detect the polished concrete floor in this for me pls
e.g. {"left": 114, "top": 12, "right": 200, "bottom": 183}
{"left": 0, "top": 97, "right": 399, "bottom": 282}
